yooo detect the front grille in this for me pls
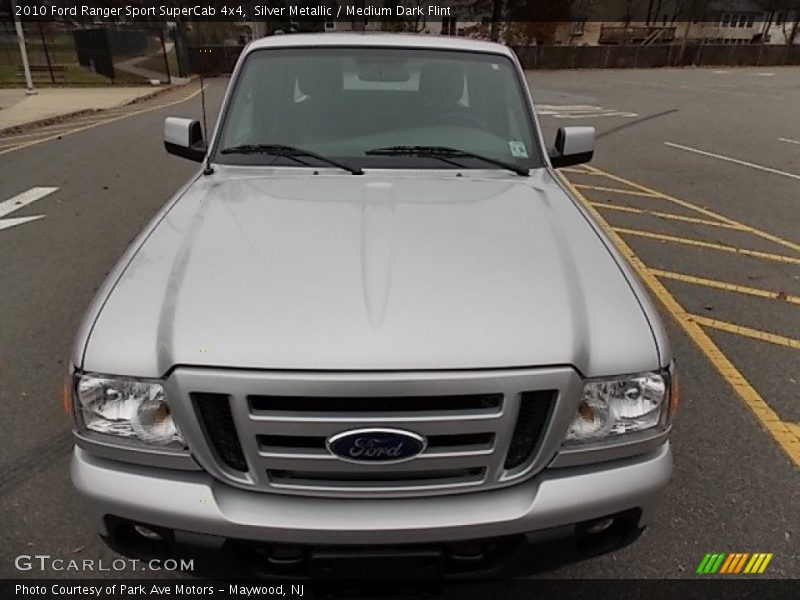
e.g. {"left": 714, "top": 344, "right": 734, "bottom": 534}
{"left": 250, "top": 391, "right": 503, "bottom": 494}
{"left": 192, "top": 393, "right": 248, "bottom": 472}
{"left": 175, "top": 368, "right": 577, "bottom": 498}
{"left": 504, "top": 391, "right": 556, "bottom": 470}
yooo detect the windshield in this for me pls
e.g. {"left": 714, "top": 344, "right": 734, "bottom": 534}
{"left": 214, "top": 47, "right": 543, "bottom": 171}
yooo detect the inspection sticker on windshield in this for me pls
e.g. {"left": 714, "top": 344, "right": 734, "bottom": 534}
{"left": 509, "top": 141, "right": 528, "bottom": 158}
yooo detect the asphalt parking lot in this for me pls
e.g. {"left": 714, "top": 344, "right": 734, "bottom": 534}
{"left": 0, "top": 67, "right": 797, "bottom": 584}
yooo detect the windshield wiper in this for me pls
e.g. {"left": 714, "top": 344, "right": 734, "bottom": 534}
{"left": 365, "top": 145, "right": 529, "bottom": 177}
{"left": 220, "top": 144, "right": 363, "bottom": 175}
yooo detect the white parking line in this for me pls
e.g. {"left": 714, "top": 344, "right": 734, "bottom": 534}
{"left": 0, "top": 187, "right": 58, "bottom": 231}
{"left": 0, "top": 215, "right": 46, "bottom": 232}
{"left": 536, "top": 104, "right": 638, "bottom": 119}
{"left": 665, "top": 142, "right": 800, "bottom": 181}
{"left": 779, "top": 137, "right": 800, "bottom": 146}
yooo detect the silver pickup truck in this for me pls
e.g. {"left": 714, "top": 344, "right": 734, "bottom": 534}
{"left": 69, "top": 34, "right": 677, "bottom": 577}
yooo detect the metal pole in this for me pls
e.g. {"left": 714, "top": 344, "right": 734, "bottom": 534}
{"left": 11, "top": 0, "right": 36, "bottom": 95}
{"left": 159, "top": 28, "right": 171, "bottom": 84}
{"left": 200, "top": 74, "right": 208, "bottom": 139}
{"left": 38, "top": 22, "right": 55, "bottom": 84}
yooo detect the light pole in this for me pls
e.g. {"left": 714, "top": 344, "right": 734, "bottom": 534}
{"left": 11, "top": 0, "right": 37, "bottom": 95}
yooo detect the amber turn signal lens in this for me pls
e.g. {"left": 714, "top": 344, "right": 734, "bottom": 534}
{"left": 62, "top": 380, "right": 73, "bottom": 416}
{"left": 669, "top": 370, "right": 680, "bottom": 418}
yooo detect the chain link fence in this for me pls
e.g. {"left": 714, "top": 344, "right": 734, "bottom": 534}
{"left": 7, "top": 24, "right": 797, "bottom": 83}
{"left": 0, "top": 22, "right": 179, "bottom": 86}
{"left": 512, "top": 43, "right": 800, "bottom": 69}
{"left": 181, "top": 40, "right": 800, "bottom": 77}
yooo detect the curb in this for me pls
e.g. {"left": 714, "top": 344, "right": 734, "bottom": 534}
{"left": 0, "top": 108, "right": 100, "bottom": 135}
{"left": 0, "top": 76, "right": 197, "bottom": 136}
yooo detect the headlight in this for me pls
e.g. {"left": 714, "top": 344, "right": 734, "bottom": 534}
{"left": 565, "top": 371, "right": 670, "bottom": 445}
{"left": 74, "top": 374, "right": 184, "bottom": 448}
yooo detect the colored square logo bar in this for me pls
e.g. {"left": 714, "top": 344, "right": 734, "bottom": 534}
{"left": 696, "top": 553, "right": 773, "bottom": 574}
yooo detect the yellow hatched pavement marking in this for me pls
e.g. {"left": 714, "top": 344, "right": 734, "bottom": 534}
{"left": 591, "top": 202, "right": 748, "bottom": 231}
{"left": 652, "top": 269, "right": 800, "bottom": 306}
{"left": 690, "top": 315, "right": 800, "bottom": 350}
{"left": 614, "top": 227, "right": 800, "bottom": 265}
{"left": 584, "top": 165, "right": 800, "bottom": 254}
{"left": 558, "top": 167, "right": 593, "bottom": 174}
{"left": 575, "top": 184, "right": 660, "bottom": 198}
{"left": 560, "top": 173, "right": 800, "bottom": 468}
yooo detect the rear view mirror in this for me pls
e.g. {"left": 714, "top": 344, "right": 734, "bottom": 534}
{"left": 357, "top": 60, "right": 410, "bottom": 82}
{"left": 550, "top": 126, "right": 595, "bottom": 168}
{"left": 164, "top": 117, "right": 206, "bottom": 162}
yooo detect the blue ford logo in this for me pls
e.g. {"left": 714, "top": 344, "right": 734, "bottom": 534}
{"left": 326, "top": 428, "right": 426, "bottom": 463}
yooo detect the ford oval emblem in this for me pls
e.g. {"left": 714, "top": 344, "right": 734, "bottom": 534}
{"left": 326, "top": 428, "right": 427, "bottom": 464}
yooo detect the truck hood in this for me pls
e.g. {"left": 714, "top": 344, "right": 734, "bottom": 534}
{"left": 82, "top": 168, "right": 659, "bottom": 377}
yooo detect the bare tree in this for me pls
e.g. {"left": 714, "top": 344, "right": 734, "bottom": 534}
{"left": 503, "top": 0, "right": 577, "bottom": 45}
{"left": 490, "top": 0, "right": 504, "bottom": 41}
{"left": 671, "top": 0, "right": 714, "bottom": 63}
{"left": 756, "top": 0, "right": 800, "bottom": 44}
{"left": 784, "top": 11, "right": 800, "bottom": 44}
{"left": 621, "top": 0, "right": 647, "bottom": 24}
{"left": 647, "top": 0, "right": 661, "bottom": 24}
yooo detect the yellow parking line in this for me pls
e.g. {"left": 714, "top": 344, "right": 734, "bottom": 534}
{"left": 652, "top": 269, "right": 800, "bottom": 306}
{"left": 591, "top": 202, "right": 747, "bottom": 231}
{"left": 558, "top": 167, "right": 593, "bottom": 174}
{"left": 585, "top": 165, "right": 800, "bottom": 254}
{"left": 690, "top": 315, "right": 800, "bottom": 350}
{"left": 614, "top": 227, "right": 800, "bottom": 265}
{"left": 575, "top": 184, "right": 659, "bottom": 198}
{"left": 590, "top": 203, "right": 641, "bottom": 214}
{"left": 560, "top": 174, "right": 800, "bottom": 468}
{"left": 0, "top": 85, "right": 205, "bottom": 157}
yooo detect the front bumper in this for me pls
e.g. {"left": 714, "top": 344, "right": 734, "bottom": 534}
{"left": 72, "top": 442, "right": 671, "bottom": 546}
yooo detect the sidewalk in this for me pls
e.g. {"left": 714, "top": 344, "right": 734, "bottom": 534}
{"left": 114, "top": 41, "right": 183, "bottom": 82}
{"left": 0, "top": 86, "right": 165, "bottom": 131}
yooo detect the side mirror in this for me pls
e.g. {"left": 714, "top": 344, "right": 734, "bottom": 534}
{"left": 550, "top": 126, "right": 595, "bottom": 168}
{"left": 164, "top": 117, "right": 206, "bottom": 162}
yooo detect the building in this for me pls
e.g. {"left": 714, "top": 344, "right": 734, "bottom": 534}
{"left": 564, "top": 0, "right": 799, "bottom": 46}
{"left": 261, "top": 0, "right": 798, "bottom": 46}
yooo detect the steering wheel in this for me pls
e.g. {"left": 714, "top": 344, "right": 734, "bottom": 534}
{"left": 437, "top": 111, "right": 486, "bottom": 129}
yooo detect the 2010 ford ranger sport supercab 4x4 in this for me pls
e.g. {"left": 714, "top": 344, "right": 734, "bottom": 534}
{"left": 69, "top": 34, "right": 677, "bottom": 577}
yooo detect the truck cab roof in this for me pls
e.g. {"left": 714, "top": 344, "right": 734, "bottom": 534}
{"left": 245, "top": 32, "right": 515, "bottom": 57}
